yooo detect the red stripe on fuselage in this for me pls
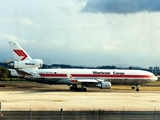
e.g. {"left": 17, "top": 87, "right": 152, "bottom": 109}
{"left": 39, "top": 73, "right": 151, "bottom": 79}
{"left": 40, "top": 74, "right": 66, "bottom": 77}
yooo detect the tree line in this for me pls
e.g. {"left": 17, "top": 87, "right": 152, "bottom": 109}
{"left": 0, "top": 66, "right": 9, "bottom": 78}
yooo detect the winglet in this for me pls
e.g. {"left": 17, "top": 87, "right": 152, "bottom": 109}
{"left": 8, "top": 41, "right": 32, "bottom": 61}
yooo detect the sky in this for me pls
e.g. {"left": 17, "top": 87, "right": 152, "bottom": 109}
{"left": 1, "top": 0, "right": 160, "bottom": 68}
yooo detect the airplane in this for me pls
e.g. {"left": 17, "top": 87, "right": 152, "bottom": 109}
{"left": 5, "top": 41, "right": 157, "bottom": 92}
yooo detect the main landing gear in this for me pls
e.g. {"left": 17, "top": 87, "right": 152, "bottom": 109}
{"left": 69, "top": 84, "right": 87, "bottom": 92}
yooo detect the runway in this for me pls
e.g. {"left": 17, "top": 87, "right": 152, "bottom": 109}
{"left": 0, "top": 81, "right": 160, "bottom": 111}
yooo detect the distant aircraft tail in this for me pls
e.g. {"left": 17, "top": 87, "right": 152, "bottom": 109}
{"left": 8, "top": 41, "right": 32, "bottom": 61}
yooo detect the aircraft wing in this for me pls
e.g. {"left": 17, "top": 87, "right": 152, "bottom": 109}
{"left": 67, "top": 74, "right": 102, "bottom": 84}
{"left": 76, "top": 79, "right": 98, "bottom": 83}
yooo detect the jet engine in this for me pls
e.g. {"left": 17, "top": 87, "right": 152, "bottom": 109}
{"left": 7, "top": 59, "right": 43, "bottom": 69}
{"left": 95, "top": 81, "right": 111, "bottom": 89}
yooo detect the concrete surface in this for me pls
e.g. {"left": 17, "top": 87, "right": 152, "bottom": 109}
{"left": 0, "top": 81, "right": 160, "bottom": 111}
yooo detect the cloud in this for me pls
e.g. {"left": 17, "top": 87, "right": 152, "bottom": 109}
{"left": 0, "top": 34, "right": 36, "bottom": 44}
{"left": 20, "top": 19, "right": 34, "bottom": 25}
{"left": 0, "top": 34, "right": 18, "bottom": 41}
{"left": 82, "top": 0, "right": 160, "bottom": 14}
{"left": 102, "top": 45, "right": 117, "bottom": 51}
{"left": 1, "top": 0, "right": 160, "bottom": 68}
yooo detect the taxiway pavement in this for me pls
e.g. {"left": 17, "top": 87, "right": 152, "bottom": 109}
{"left": 0, "top": 81, "right": 160, "bottom": 111}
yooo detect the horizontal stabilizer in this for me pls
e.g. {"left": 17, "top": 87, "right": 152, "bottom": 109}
{"left": 17, "top": 69, "right": 33, "bottom": 77}
{"left": 8, "top": 69, "right": 33, "bottom": 77}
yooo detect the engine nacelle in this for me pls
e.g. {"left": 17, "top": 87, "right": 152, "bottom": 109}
{"left": 7, "top": 59, "right": 43, "bottom": 69}
{"left": 95, "top": 81, "right": 111, "bottom": 89}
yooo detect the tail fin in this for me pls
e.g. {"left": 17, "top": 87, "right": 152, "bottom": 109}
{"left": 8, "top": 41, "right": 32, "bottom": 61}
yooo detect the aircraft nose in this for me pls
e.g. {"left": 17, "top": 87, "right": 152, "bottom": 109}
{"left": 150, "top": 75, "right": 158, "bottom": 81}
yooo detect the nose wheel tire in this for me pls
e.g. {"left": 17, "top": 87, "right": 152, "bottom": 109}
{"left": 135, "top": 85, "right": 140, "bottom": 92}
{"left": 136, "top": 88, "right": 139, "bottom": 91}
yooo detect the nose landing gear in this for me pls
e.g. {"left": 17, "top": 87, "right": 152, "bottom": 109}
{"left": 131, "top": 85, "right": 140, "bottom": 92}
{"left": 136, "top": 85, "right": 140, "bottom": 92}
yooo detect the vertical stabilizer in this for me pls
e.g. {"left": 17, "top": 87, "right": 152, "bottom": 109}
{"left": 8, "top": 41, "right": 32, "bottom": 61}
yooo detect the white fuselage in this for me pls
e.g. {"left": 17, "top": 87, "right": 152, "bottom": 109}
{"left": 27, "top": 68, "right": 157, "bottom": 85}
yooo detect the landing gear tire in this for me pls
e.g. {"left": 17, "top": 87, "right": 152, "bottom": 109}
{"left": 70, "top": 86, "right": 74, "bottom": 91}
{"left": 135, "top": 85, "right": 140, "bottom": 92}
{"left": 69, "top": 85, "right": 87, "bottom": 92}
{"left": 83, "top": 88, "right": 87, "bottom": 92}
{"left": 136, "top": 88, "right": 139, "bottom": 92}
{"left": 78, "top": 88, "right": 82, "bottom": 91}
{"left": 70, "top": 84, "right": 78, "bottom": 91}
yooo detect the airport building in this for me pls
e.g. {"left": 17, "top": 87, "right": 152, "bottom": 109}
{"left": 149, "top": 66, "right": 160, "bottom": 75}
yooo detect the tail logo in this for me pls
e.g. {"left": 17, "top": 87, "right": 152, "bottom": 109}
{"left": 13, "top": 50, "right": 27, "bottom": 61}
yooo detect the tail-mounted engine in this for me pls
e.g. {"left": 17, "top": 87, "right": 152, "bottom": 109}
{"left": 6, "top": 59, "right": 43, "bottom": 69}
{"left": 95, "top": 81, "right": 111, "bottom": 89}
